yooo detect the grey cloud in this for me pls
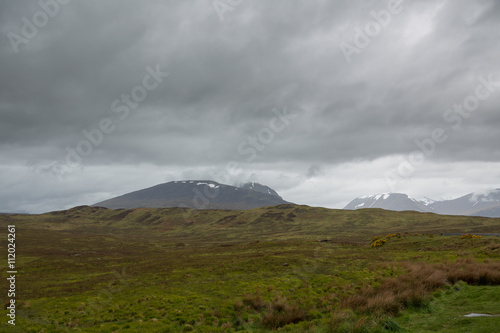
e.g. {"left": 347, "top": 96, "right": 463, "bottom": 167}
{"left": 1, "top": 0, "right": 499, "bottom": 213}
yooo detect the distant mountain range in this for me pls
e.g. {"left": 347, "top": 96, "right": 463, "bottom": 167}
{"left": 94, "top": 180, "right": 500, "bottom": 217}
{"left": 93, "top": 181, "right": 289, "bottom": 210}
{"left": 344, "top": 189, "right": 500, "bottom": 218}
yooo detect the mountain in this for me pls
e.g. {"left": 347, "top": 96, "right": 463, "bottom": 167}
{"left": 427, "top": 189, "right": 500, "bottom": 217}
{"left": 343, "top": 193, "right": 429, "bottom": 212}
{"left": 344, "top": 189, "right": 500, "bottom": 218}
{"left": 93, "top": 180, "right": 290, "bottom": 210}
{"left": 239, "top": 182, "right": 282, "bottom": 199}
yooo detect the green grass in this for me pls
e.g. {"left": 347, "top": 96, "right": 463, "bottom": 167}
{"left": 0, "top": 205, "right": 499, "bottom": 332}
{"left": 395, "top": 282, "right": 500, "bottom": 332}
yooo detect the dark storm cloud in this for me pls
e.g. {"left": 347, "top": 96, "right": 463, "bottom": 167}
{"left": 1, "top": 0, "right": 500, "bottom": 213}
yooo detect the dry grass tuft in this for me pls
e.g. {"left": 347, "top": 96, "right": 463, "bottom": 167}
{"left": 328, "top": 310, "right": 354, "bottom": 330}
{"left": 440, "top": 258, "right": 500, "bottom": 285}
{"left": 341, "top": 258, "right": 500, "bottom": 315}
{"left": 241, "top": 293, "right": 266, "bottom": 311}
{"left": 261, "top": 295, "right": 308, "bottom": 329}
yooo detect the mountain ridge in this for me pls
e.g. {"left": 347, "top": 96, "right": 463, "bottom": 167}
{"left": 344, "top": 189, "right": 500, "bottom": 217}
{"left": 93, "top": 180, "right": 290, "bottom": 210}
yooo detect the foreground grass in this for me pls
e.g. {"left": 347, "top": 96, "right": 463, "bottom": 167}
{"left": 395, "top": 282, "right": 500, "bottom": 332}
{"left": 0, "top": 205, "right": 499, "bottom": 332}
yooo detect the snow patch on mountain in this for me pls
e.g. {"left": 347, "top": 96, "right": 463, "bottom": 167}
{"left": 360, "top": 193, "right": 391, "bottom": 200}
{"left": 238, "top": 182, "right": 282, "bottom": 199}
{"left": 419, "top": 197, "right": 437, "bottom": 206}
{"left": 196, "top": 182, "right": 219, "bottom": 189}
{"left": 469, "top": 189, "right": 500, "bottom": 203}
{"left": 344, "top": 188, "right": 500, "bottom": 217}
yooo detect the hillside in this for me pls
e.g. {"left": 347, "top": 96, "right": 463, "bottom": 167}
{"left": 12, "top": 204, "right": 500, "bottom": 244}
{"left": 1, "top": 205, "right": 500, "bottom": 332}
{"left": 93, "top": 180, "right": 289, "bottom": 210}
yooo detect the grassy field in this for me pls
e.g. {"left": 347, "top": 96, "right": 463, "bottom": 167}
{"left": 1, "top": 204, "right": 499, "bottom": 332}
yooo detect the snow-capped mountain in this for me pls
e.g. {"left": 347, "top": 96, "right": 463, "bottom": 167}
{"left": 94, "top": 180, "right": 290, "bottom": 210}
{"left": 427, "top": 189, "right": 500, "bottom": 217}
{"left": 344, "top": 189, "right": 500, "bottom": 217}
{"left": 239, "top": 182, "right": 282, "bottom": 199}
{"left": 343, "top": 193, "right": 430, "bottom": 212}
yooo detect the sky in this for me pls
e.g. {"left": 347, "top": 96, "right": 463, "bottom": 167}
{"left": 1, "top": 0, "right": 500, "bottom": 214}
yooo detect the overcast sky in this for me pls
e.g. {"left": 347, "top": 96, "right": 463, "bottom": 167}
{"left": 1, "top": 0, "right": 500, "bottom": 213}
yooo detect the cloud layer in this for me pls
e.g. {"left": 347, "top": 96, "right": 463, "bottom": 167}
{"left": 1, "top": 0, "right": 500, "bottom": 213}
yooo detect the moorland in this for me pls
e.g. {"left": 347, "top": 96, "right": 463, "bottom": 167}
{"left": 1, "top": 204, "right": 499, "bottom": 332}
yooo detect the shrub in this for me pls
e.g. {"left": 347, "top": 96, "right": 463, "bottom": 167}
{"left": 261, "top": 295, "right": 308, "bottom": 329}
{"left": 460, "top": 233, "right": 482, "bottom": 239}
{"left": 370, "top": 239, "right": 386, "bottom": 247}
{"left": 370, "top": 233, "right": 401, "bottom": 247}
{"left": 241, "top": 293, "right": 266, "bottom": 311}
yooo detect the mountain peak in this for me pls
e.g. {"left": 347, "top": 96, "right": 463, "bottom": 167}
{"left": 418, "top": 197, "right": 437, "bottom": 206}
{"left": 239, "top": 182, "right": 282, "bottom": 199}
{"left": 359, "top": 193, "right": 401, "bottom": 200}
{"left": 170, "top": 180, "right": 221, "bottom": 189}
{"left": 94, "top": 180, "right": 288, "bottom": 210}
{"left": 345, "top": 193, "right": 428, "bottom": 211}
{"left": 345, "top": 189, "right": 500, "bottom": 217}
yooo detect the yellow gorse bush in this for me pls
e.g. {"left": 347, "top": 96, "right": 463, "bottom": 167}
{"left": 385, "top": 233, "right": 399, "bottom": 239}
{"left": 370, "top": 239, "right": 386, "bottom": 247}
{"left": 460, "top": 233, "right": 482, "bottom": 239}
{"left": 370, "top": 233, "right": 402, "bottom": 247}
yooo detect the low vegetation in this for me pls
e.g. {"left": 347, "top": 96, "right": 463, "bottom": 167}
{"left": 460, "top": 233, "right": 483, "bottom": 239}
{"left": 341, "top": 259, "right": 500, "bottom": 315}
{"left": 0, "top": 205, "right": 499, "bottom": 332}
